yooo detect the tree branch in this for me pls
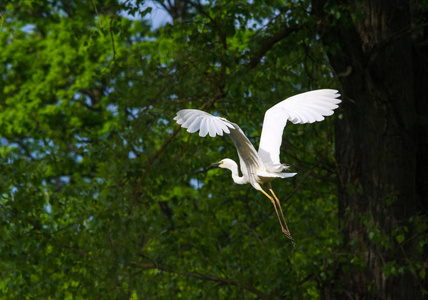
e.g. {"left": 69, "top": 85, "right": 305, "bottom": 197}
{"left": 137, "top": 262, "right": 267, "bottom": 299}
{"left": 246, "top": 24, "right": 300, "bottom": 70}
{"left": 132, "top": 97, "right": 218, "bottom": 203}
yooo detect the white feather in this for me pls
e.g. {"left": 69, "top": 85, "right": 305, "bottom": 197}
{"left": 174, "top": 109, "right": 234, "bottom": 137}
{"left": 258, "top": 89, "right": 340, "bottom": 169}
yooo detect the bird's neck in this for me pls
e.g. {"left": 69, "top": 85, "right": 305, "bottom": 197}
{"left": 226, "top": 160, "right": 247, "bottom": 185}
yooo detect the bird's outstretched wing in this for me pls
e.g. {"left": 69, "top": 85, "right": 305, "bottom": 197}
{"left": 174, "top": 109, "right": 234, "bottom": 137}
{"left": 258, "top": 89, "right": 341, "bottom": 170}
{"left": 174, "top": 109, "right": 264, "bottom": 185}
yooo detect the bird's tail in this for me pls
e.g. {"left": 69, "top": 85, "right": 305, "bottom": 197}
{"left": 265, "top": 162, "right": 295, "bottom": 173}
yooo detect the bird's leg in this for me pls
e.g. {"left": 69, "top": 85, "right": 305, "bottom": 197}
{"left": 260, "top": 187, "right": 295, "bottom": 247}
{"left": 268, "top": 185, "right": 290, "bottom": 233}
{"left": 259, "top": 188, "right": 284, "bottom": 229}
{"left": 267, "top": 184, "right": 295, "bottom": 248}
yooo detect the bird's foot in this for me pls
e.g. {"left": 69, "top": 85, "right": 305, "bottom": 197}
{"left": 282, "top": 228, "right": 296, "bottom": 248}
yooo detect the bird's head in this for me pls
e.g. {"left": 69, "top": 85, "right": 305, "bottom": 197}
{"left": 209, "top": 158, "right": 236, "bottom": 170}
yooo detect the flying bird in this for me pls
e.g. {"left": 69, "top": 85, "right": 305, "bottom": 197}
{"left": 174, "top": 89, "right": 341, "bottom": 247}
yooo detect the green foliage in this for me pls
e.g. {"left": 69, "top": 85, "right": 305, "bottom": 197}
{"left": 0, "top": 1, "right": 343, "bottom": 298}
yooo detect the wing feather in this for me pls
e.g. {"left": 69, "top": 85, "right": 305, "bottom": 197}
{"left": 208, "top": 118, "right": 217, "bottom": 137}
{"left": 174, "top": 109, "right": 264, "bottom": 186}
{"left": 212, "top": 120, "right": 224, "bottom": 136}
{"left": 199, "top": 117, "right": 209, "bottom": 137}
{"left": 187, "top": 116, "right": 204, "bottom": 133}
{"left": 182, "top": 114, "right": 200, "bottom": 129}
{"left": 258, "top": 89, "right": 341, "bottom": 169}
{"left": 174, "top": 109, "right": 233, "bottom": 137}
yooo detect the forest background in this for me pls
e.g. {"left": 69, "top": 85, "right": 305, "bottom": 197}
{"left": 1, "top": 1, "right": 427, "bottom": 299}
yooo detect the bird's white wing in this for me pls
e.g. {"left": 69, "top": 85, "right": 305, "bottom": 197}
{"left": 174, "top": 109, "right": 235, "bottom": 137}
{"left": 258, "top": 89, "right": 341, "bottom": 169}
{"left": 174, "top": 109, "right": 264, "bottom": 185}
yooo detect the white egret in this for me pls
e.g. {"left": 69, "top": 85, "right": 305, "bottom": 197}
{"left": 174, "top": 89, "right": 341, "bottom": 246}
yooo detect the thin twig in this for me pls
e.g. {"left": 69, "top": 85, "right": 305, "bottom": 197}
{"left": 0, "top": 13, "right": 5, "bottom": 31}
{"left": 109, "top": 17, "right": 117, "bottom": 65}
{"left": 92, "top": 0, "right": 102, "bottom": 28}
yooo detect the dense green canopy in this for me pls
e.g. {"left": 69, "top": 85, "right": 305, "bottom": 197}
{"left": 3, "top": 1, "right": 425, "bottom": 299}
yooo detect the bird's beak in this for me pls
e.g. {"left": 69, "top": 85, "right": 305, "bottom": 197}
{"left": 208, "top": 162, "right": 221, "bottom": 169}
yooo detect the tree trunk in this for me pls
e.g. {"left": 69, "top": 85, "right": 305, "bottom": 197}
{"left": 313, "top": 0, "right": 428, "bottom": 298}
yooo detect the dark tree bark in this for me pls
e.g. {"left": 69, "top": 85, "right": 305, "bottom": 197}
{"left": 313, "top": 0, "right": 428, "bottom": 299}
